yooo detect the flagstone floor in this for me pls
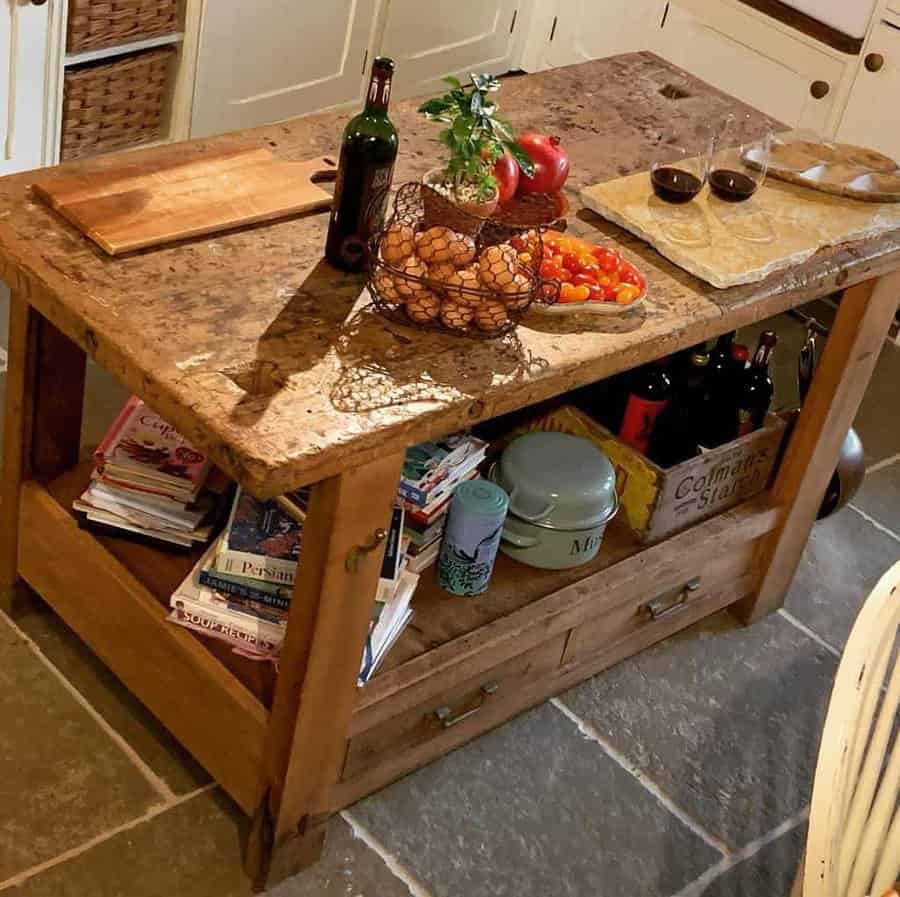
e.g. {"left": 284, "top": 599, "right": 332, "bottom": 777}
{"left": 1, "top": 284, "right": 898, "bottom": 897}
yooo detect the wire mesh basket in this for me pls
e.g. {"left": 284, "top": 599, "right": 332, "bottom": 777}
{"left": 368, "top": 183, "right": 559, "bottom": 339}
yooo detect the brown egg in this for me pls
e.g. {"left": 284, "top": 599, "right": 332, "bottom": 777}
{"left": 380, "top": 224, "right": 416, "bottom": 265}
{"left": 440, "top": 299, "right": 475, "bottom": 331}
{"left": 426, "top": 262, "right": 458, "bottom": 291}
{"left": 500, "top": 273, "right": 533, "bottom": 310}
{"left": 442, "top": 265, "right": 482, "bottom": 306}
{"left": 478, "top": 243, "right": 519, "bottom": 292}
{"left": 372, "top": 268, "right": 402, "bottom": 305}
{"left": 405, "top": 291, "right": 442, "bottom": 324}
{"left": 475, "top": 299, "right": 509, "bottom": 334}
{"left": 394, "top": 256, "right": 429, "bottom": 300}
{"left": 416, "top": 226, "right": 476, "bottom": 266}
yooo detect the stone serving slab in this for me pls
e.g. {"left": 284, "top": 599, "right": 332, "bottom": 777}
{"left": 581, "top": 171, "right": 900, "bottom": 288}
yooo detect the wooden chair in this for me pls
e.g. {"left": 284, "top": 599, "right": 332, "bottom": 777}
{"left": 794, "top": 559, "right": 900, "bottom": 897}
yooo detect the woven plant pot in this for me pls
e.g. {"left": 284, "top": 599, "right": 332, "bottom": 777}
{"left": 67, "top": 0, "right": 180, "bottom": 53}
{"left": 61, "top": 48, "right": 175, "bottom": 161}
{"left": 421, "top": 169, "right": 498, "bottom": 237}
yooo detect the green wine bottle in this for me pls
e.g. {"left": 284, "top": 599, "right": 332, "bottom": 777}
{"left": 325, "top": 57, "right": 398, "bottom": 272}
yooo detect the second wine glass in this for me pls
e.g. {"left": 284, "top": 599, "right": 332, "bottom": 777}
{"left": 709, "top": 114, "right": 772, "bottom": 202}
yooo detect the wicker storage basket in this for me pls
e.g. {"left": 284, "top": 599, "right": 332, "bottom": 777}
{"left": 61, "top": 48, "right": 175, "bottom": 161}
{"left": 67, "top": 0, "right": 180, "bottom": 53}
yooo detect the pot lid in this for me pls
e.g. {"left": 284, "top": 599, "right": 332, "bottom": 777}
{"left": 494, "top": 432, "right": 617, "bottom": 530}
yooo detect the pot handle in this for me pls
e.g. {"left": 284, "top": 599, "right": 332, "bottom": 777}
{"left": 507, "top": 488, "right": 556, "bottom": 523}
{"left": 501, "top": 526, "right": 540, "bottom": 549}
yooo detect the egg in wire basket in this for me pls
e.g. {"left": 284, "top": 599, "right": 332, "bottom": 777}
{"left": 405, "top": 290, "right": 442, "bottom": 324}
{"left": 474, "top": 299, "right": 510, "bottom": 334}
{"left": 415, "top": 226, "right": 477, "bottom": 266}
{"left": 440, "top": 299, "right": 476, "bottom": 332}
{"left": 478, "top": 243, "right": 520, "bottom": 293}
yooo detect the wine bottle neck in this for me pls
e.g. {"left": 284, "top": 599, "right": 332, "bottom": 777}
{"left": 364, "top": 71, "right": 392, "bottom": 115}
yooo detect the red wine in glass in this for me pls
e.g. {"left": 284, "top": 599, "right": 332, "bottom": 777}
{"left": 651, "top": 166, "right": 703, "bottom": 204}
{"left": 709, "top": 169, "right": 759, "bottom": 202}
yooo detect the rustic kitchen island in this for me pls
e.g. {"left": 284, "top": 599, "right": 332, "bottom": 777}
{"left": 1, "top": 53, "right": 897, "bottom": 888}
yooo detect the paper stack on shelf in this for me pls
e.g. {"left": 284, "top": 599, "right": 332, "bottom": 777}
{"left": 398, "top": 433, "right": 486, "bottom": 573}
{"left": 75, "top": 396, "right": 226, "bottom": 549}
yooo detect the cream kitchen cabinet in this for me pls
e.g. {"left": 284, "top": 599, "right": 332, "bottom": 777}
{"left": 836, "top": 15, "right": 900, "bottom": 160}
{"left": 379, "top": 0, "right": 521, "bottom": 101}
{"left": 522, "top": 0, "right": 666, "bottom": 72}
{"left": 657, "top": 0, "right": 852, "bottom": 135}
{"left": 191, "top": 0, "right": 379, "bottom": 138}
{"left": 1, "top": 0, "right": 54, "bottom": 174}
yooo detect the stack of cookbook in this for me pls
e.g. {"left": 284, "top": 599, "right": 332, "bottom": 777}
{"left": 168, "top": 488, "right": 417, "bottom": 683}
{"left": 75, "top": 396, "right": 225, "bottom": 549}
{"left": 399, "top": 434, "right": 487, "bottom": 573}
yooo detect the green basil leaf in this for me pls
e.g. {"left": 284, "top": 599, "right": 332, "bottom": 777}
{"left": 442, "top": 75, "right": 462, "bottom": 89}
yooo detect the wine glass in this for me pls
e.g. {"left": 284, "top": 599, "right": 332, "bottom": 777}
{"left": 709, "top": 114, "right": 772, "bottom": 202}
{"left": 650, "top": 141, "right": 709, "bottom": 205}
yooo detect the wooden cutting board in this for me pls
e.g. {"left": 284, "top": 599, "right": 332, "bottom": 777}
{"left": 32, "top": 147, "right": 338, "bottom": 255}
{"left": 581, "top": 167, "right": 900, "bottom": 288}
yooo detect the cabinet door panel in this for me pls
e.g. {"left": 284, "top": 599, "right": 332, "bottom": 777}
{"left": 544, "top": 0, "right": 665, "bottom": 70}
{"left": 379, "top": 0, "right": 518, "bottom": 101}
{"left": 0, "top": 1, "right": 50, "bottom": 175}
{"left": 191, "top": 0, "right": 376, "bottom": 138}
{"left": 837, "top": 22, "right": 900, "bottom": 161}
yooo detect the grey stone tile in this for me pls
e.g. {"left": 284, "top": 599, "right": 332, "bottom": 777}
{"left": 8, "top": 789, "right": 411, "bottom": 897}
{"left": 353, "top": 702, "right": 721, "bottom": 897}
{"left": 0, "top": 614, "right": 159, "bottom": 880}
{"left": 12, "top": 588, "right": 210, "bottom": 795}
{"left": 785, "top": 507, "right": 900, "bottom": 648}
{"left": 853, "top": 462, "right": 900, "bottom": 536}
{"left": 855, "top": 341, "right": 900, "bottom": 467}
{"left": 559, "top": 612, "right": 837, "bottom": 850}
{"left": 701, "top": 822, "right": 806, "bottom": 897}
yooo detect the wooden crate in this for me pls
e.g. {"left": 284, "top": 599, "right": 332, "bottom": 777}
{"left": 524, "top": 405, "right": 787, "bottom": 544}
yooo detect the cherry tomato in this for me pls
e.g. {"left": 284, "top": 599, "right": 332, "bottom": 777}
{"left": 578, "top": 262, "right": 601, "bottom": 279}
{"left": 561, "top": 252, "right": 581, "bottom": 273}
{"left": 619, "top": 265, "right": 644, "bottom": 288}
{"left": 560, "top": 283, "right": 591, "bottom": 303}
{"left": 518, "top": 251, "right": 535, "bottom": 271}
{"left": 573, "top": 273, "right": 597, "bottom": 287}
{"left": 586, "top": 284, "right": 606, "bottom": 302}
{"left": 551, "top": 254, "right": 565, "bottom": 268}
{"left": 599, "top": 282, "right": 618, "bottom": 300}
{"left": 510, "top": 234, "right": 528, "bottom": 253}
{"left": 593, "top": 247, "right": 621, "bottom": 273}
{"left": 616, "top": 284, "right": 642, "bottom": 304}
{"left": 540, "top": 260, "right": 563, "bottom": 280}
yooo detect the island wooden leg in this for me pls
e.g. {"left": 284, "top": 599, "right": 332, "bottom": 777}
{"left": 736, "top": 272, "right": 900, "bottom": 624}
{"left": 246, "top": 450, "right": 405, "bottom": 890}
{"left": 1, "top": 294, "right": 86, "bottom": 611}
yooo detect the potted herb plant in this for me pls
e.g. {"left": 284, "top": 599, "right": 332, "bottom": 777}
{"left": 418, "top": 73, "right": 534, "bottom": 221}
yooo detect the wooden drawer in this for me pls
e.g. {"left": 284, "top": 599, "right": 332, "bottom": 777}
{"left": 563, "top": 540, "right": 758, "bottom": 666}
{"left": 342, "top": 633, "right": 567, "bottom": 781}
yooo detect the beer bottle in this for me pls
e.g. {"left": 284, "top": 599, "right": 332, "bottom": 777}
{"left": 325, "top": 57, "right": 398, "bottom": 272}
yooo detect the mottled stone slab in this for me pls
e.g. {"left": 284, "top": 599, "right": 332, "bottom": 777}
{"left": 701, "top": 822, "right": 806, "bottom": 897}
{"left": 352, "top": 702, "right": 721, "bottom": 897}
{"left": 0, "top": 615, "right": 159, "bottom": 880}
{"left": 852, "top": 462, "right": 900, "bottom": 535}
{"left": 785, "top": 508, "right": 900, "bottom": 649}
{"left": 0, "top": 53, "right": 898, "bottom": 495}
{"left": 559, "top": 612, "right": 837, "bottom": 849}
{"left": 7, "top": 790, "right": 410, "bottom": 897}
{"left": 581, "top": 173, "right": 900, "bottom": 288}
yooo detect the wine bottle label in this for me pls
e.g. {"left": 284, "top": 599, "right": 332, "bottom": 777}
{"left": 619, "top": 395, "right": 668, "bottom": 455}
{"left": 737, "top": 408, "right": 754, "bottom": 437}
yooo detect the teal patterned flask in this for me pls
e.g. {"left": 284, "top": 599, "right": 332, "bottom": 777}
{"left": 437, "top": 479, "right": 509, "bottom": 597}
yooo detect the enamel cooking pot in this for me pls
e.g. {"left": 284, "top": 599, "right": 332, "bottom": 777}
{"left": 491, "top": 432, "right": 618, "bottom": 570}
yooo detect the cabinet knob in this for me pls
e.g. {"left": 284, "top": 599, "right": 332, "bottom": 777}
{"left": 810, "top": 80, "right": 830, "bottom": 99}
{"left": 865, "top": 53, "right": 885, "bottom": 72}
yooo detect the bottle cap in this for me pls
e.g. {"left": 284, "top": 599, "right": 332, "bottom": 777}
{"left": 690, "top": 351, "right": 710, "bottom": 367}
{"left": 732, "top": 345, "right": 750, "bottom": 363}
{"left": 760, "top": 330, "right": 778, "bottom": 347}
{"left": 373, "top": 56, "right": 395, "bottom": 73}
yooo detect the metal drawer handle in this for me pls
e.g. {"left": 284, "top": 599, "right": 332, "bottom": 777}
{"left": 642, "top": 577, "right": 701, "bottom": 621}
{"left": 345, "top": 528, "right": 387, "bottom": 573}
{"left": 434, "top": 682, "right": 499, "bottom": 728}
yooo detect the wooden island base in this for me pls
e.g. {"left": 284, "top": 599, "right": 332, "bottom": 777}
{"left": 1, "top": 55, "right": 899, "bottom": 889}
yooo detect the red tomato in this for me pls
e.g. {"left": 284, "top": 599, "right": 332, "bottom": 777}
{"left": 551, "top": 254, "right": 565, "bottom": 268}
{"left": 593, "top": 247, "right": 621, "bottom": 273}
{"left": 573, "top": 273, "right": 597, "bottom": 287}
{"left": 516, "top": 134, "right": 570, "bottom": 195}
{"left": 493, "top": 148, "right": 520, "bottom": 205}
{"left": 586, "top": 284, "right": 606, "bottom": 302}
{"left": 540, "top": 260, "right": 563, "bottom": 280}
{"left": 619, "top": 264, "right": 644, "bottom": 288}
{"left": 561, "top": 252, "right": 581, "bottom": 273}
{"left": 560, "top": 284, "right": 591, "bottom": 303}
{"left": 578, "top": 262, "right": 601, "bottom": 279}
{"left": 599, "top": 283, "right": 618, "bottom": 301}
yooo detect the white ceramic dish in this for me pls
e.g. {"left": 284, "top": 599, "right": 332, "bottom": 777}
{"left": 532, "top": 290, "right": 646, "bottom": 316}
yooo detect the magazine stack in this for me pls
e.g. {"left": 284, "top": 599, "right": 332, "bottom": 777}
{"left": 399, "top": 434, "right": 487, "bottom": 573}
{"left": 74, "top": 396, "right": 225, "bottom": 549}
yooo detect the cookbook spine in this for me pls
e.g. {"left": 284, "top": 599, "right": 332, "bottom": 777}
{"left": 198, "top": 570, "right": 291, "bottom": 611}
